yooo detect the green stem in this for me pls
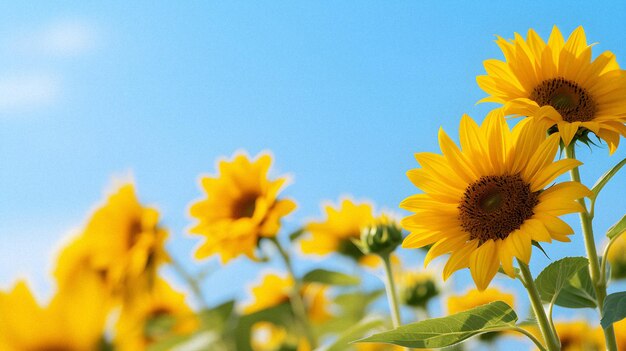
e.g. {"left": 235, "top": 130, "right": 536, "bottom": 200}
{"left": 269, "top": 237, "right": 317, "bottom": 349}
{"left": 511, "top": 326, "right": 548, "bottom": 351}
{"left": 564, "top": 144, "right": 618, "bottom": 351}
{"left": 381, "top": 254, "right": 402, "bottom": 328}
{"left": 601, "top": 231, "right": 625, "bottom": 283}
{"left": 170, "top": 256, "right": 208, "bottom": 309}
{"left": 517, "top": 260, "right": 561, "bottom": 351}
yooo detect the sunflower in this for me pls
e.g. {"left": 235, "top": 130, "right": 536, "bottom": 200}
{"left": 114, "top": 278, "right": 198, "bottom": 351}
{"left": 400, "top": 110, "right": 590, "bottom": 290}
{"left": 189, "top": 153, "right": 296, "bottom": 263}
{"left": 447, "top": 287, "right": 515, "bottom": 315}
{"left": 0, "top": 277, "right": 108, "bottom": 351}
{"left": 243, "top": 272, "right": 332, "bottom": 323}
{"left": 54, "top": 183, "right": 169, "bottom": 301}
{"left": 301, "top": 199, "right": 385, "bottom": 267}
{"left": 477, "top": 26, "right": 626, "bottom": 153}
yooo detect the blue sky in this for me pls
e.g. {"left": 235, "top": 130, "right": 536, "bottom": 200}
{"left": 1, "top": 1, "right": 625, "bottom": 349}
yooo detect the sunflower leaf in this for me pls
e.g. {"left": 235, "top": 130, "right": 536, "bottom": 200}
{"left": 554, "top": 264, "right": 597, "bottom": 308}
{"left": 601, "top": 292, "right": 626, "bottom": 329}
{"left": 535, "top": 257, "right": 589, "bottom": 305}
{"left": 302, "top": 269, "right": 360, "bottom": 286}
{"left": 591, "top": 157, "right": 626, "bottom": 200}
{"left": 532, "top": 241, "right": 550, "bottom": 259}
{"left": 321, "top": 316, "right": 387, "bottom": 351}
{"left": 606, "top": 214, "right": 626, "bottom": 239}
{"left": 354, "top": 301, "right": 517, "bottom": 348}
{"left": 288, "top": 227, "right": 306, "bottom": 241}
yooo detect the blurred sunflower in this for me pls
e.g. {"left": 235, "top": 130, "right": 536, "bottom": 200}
{"left": 189, "top": 153, "right": 296, "bottom": 263}
{"left": 114, "top": 278, "right": 198, "bottom": 351}
{"left": 251, "top": 322, "right": 311, "bottom": 351}
{"left": 447, "top": 287, "right": 515, "bottom": 314}
{"left": 528, "top": 321, "right": 605, "bottom": 351}
{"left": 614, "top": 319, "right": 626, "bottom": 351}
{"left": 54, "top": 183, "right": 169, "bottom": 301}
{"left": 398, "top": 270, "right": 439, "bottom": 309}
{"left": 300, "top": 199, "right": 384, "bottom": 267}
{"left": 401, "top": 110, "right": 590, "bottom": 290}
{"left": 355, "top": 343, "right": 405, "bottom": 351}
{"left": 0, "top": 277, "right": 108, "bottom": 351}
{"left": 243, "top": 272, "right": 332, "bottom": 323}
{"left": 251, "top": 322, "right": 288, "bottom": 351}
{"left": 478, "top": 26, "right": 626, "bottom": 153}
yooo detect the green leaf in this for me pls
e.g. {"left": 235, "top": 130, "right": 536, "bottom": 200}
{"left": 554, "top": 264, "right": 597, "bottom": 308}
{"left": 321, "top": 317, "right": 386, "bottom": 351}
{"left": 601, "top": 292, "right": 626, "bottom": 329}
{"left": 606, "top": 214, "right": 626, "bottom": 239}
{"left": 532, "top": 241, "right": 550, "bottom": 259}
{"left": 315, "top": 290, "right": 384, "bottom": 337}
{"left": 355, "top": 301, "right": 517, "bottom": 348}
{"left": 591, "top": 157, "right": 626, "bottom": 199}
{"left": 199, "top": 300, "right": 235, "bottom": 332}
{"left": 288, "top": 227, "right": 306, "bottom": 241}
{"left": 302, "top": 269, "right": 360, "bottom": 286}
{"left": 535, "top": 257, "right": 589, "bottom": 304}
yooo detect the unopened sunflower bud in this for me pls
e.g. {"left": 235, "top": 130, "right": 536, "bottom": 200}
{"left": 355, "top": 216, "right": 403, "bottom": 257}
{"left": 400, "top": 272, "right": 439, "bottom": 308}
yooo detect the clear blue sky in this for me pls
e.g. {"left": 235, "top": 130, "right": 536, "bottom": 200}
{"left": 1, "top": 2, "right": 625, "bottom": 349}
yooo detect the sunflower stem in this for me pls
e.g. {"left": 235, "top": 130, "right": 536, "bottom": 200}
{"left": 170, "top": 256, "right": 209, "bottom": 310}
{"left": 269, "top": 237, "right": 317, "bottom": 349}
{"left": 381, "top": 253, "right": 402, "bottom": 328}
{"left": 517, "top": 260, "right": 561, "bottom": 351}
{"left": 512, "top": 326, "right": 548, "bottom": 351}
{"left": 564, "top": 144, "right": 618, "bottom": 351}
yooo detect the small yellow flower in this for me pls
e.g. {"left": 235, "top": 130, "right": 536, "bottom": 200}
{"left": 243, "top": 272, "right": 332, "bottom": 323}
{"left": 54, "top": 183, "right": 169, "bottom": 301}
{"left": 478, "top": 26, "right": 626, "bottom": 153}
{"left": 607, "top": 231, "right": 626, "bottom": 280}
{"left": 189, "top": 153, "right": 296, "bottom": 263}
{"left": 114, "top": 278, "right": 198, "bottom": 351}
{"left": 401, "top": 110, "right": 590, "bottom": 290}
{"left": 447, "top": 287, "right": 515, "bottom": 315}
{"left": 0, "top": 277, "right": 108, "bottom": 351}
{"left": 301, "top": 199, "right": 383, "bottom": 266}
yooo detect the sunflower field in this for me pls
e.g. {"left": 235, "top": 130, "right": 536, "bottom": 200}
{"left": 2, "top": 4, "right": 626, "bottom": 351}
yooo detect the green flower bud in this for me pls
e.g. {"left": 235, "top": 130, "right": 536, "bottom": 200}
{"left": 355, "top": 216, "right": 403, "bottom": 257}
{"left": 399, "top": 272, "right": 439, "bottom": 308}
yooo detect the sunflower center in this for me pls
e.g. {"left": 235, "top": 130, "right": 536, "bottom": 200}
{"left": 458, "top": 174, "right": 538, "bottom": 244}
{"left": 233, "top": 193, "right": 258, "bottom": 218}
{"left": 530, "top": 77, "right": 596, "bottom": 122}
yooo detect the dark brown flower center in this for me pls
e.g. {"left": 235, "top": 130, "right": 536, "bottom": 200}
{"left": 530, "top": 77, "right": 596, "bottom": 122}
{"left": 458, "top": 174, "right": 538, "bottom": 244}
{"left": 233, "top": 193, "right": 259, "bottom": 218}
